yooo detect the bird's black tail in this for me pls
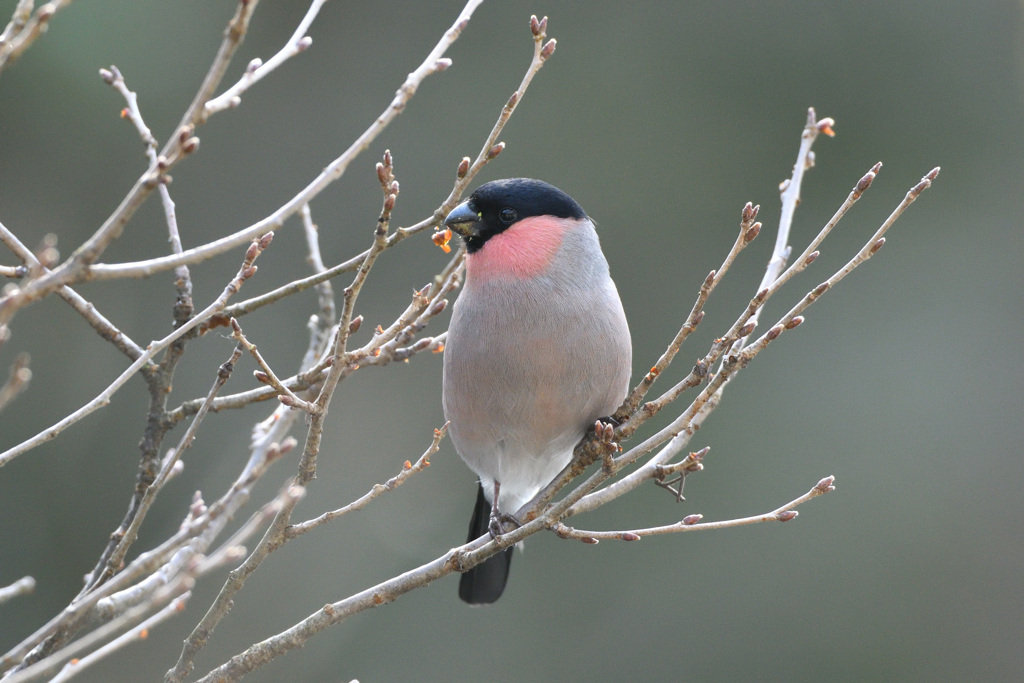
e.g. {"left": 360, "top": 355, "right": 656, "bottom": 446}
{"left": 459, "top": 484, "right": 514, "bottom": 604}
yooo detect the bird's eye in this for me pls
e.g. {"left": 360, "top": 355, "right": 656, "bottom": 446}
{"left": 499, "top": 207, "right": 517, "bottom": 224}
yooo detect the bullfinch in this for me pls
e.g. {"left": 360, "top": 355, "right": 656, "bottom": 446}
{"left": 442, "top": 178, "right": 632, "bottom": 604}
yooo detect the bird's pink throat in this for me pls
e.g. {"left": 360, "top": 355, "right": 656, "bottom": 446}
{"left": 465, "top": 215, "right": 573, "bottom": 280}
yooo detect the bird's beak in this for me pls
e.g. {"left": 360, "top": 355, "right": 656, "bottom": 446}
{"left": 444, "top": 201, "right": 482, "bottom": 239}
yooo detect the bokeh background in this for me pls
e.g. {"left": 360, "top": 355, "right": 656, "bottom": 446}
{"left": 1, "top": 1, "right": 1021, "bottom": 681}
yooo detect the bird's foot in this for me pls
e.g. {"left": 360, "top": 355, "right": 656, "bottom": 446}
{"left": 488, "top": 511, "right": 521, "bottom": 539}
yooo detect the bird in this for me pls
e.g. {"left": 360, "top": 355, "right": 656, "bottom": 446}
{"left": 442, "top": 178, "right": 632, "bottom": 604}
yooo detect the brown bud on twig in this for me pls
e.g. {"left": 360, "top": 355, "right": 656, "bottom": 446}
{"left": 244, "top": 241, "right": 260, "bottom": 263}
{"left": 870, "top": 237, "right": 886, "bottom": 254}
{"left": 622, "top": 532, "right": 641, "bottom": 541}
{"left": 486, "top": 142, "right": 505, "bottom": 159}
{"left": 278, "top": 394, "right": 302, "bottom": 409}
{"left": 682, "top": 514, "right": 702, "bottom": 526}
{"left": 776, "top": 510, "right": 799, "bottom": 522}
{"left": 853, "top": 169, "right": 877, "bottom": 199}
{"left": 182, "top": 137, "right": 200, "bottom": 154}
{"left": 429, "top": 299, "right": 448, "bottom": 316}
{"left": 241, "top": 265, "right": 258, "bottom": 280}
{"left": 804, "top": 250, "right": 819, "bottom": 266}
{"left": 540, "top": 38, "right": 557, "bottom": 60}
{"left": 297, "top": 36, "right": 313, "bottom": 51}
{"left": 376, "top": 162, "right": 388, "bottom": 186}
{"left": 580, "top": 537, "right": 599, "bottom": 545}
{"left": 99, "top": 68, "right": 115, "bottom": 84}
{"left": 348, "top": 315, "right": 363, "bottom": 334}
{"left": 259, "top": 232, "right": 274, "bottom": 250}
{"left": 744, "top": 222, "right": 761, "bottom": 244}
{"left": 410, "top": 338, "right": 433, "bottom": 353}
{"left": 745, "top": 201, "right": 761, "bottom": 223}
{"left": 926, "top": 166, "right": 941, "bottom": 181}
{"left": 253, "top": 371, "right": 271, "bottom": 384}
{"left": 178, "top": 125, "right": 194, "bottom": 144}
{"left": 765, "top": 324, "right": 784, "bottom": 341}
{"left": 738, "top": 322, "right": 756, "bottom": 337}
{"left": 785, "top": 316, "right": 804, "bottom": 329}
{"left": 812, "top": 282, "right": 829, "bottom": 297}
{"left": 815, "top": 475, "right": 836, "bottom": 493}
{"left": 506, "top": 90, "right": 519, "bottom": 109}
{"left": 530, "top": 15, "right": 541, "bottom": 36}
{"left": 383, "top": 194, "right": 396, "bottom": 213}
{"left": 457, "top": 157, "right": 470, "bottom": 178}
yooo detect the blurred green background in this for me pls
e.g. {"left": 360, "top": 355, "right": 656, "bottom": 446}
{"left": 1, "top": 1, "right": 1021, "bottom": 681}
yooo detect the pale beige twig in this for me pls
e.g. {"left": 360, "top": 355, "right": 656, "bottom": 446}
{"left": 0, "top": 576, "right": 35, "bottom": 605}
{"left": 551, "top": 476, "right": 837, "bottom": 542}
{"left": 229, "top": 319, "right": 313, "bottom": 412}
{"left": 286, "top": 424, "right": 445, "bottom": 539}
{"left": 204, "top": 0, "right": 324, "bottom": 115}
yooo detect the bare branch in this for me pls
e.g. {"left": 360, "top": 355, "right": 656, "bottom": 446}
{"left": 0, "top": 234, "right": 273, "bottom": 468}
{"left": 88, "top": 343, "right": 245, "bottom": 592}
{"left": 0, "top": 0, "right": 259, "bottom": 324}
{"left": 84, "top": 0, "right": 488, "bottom": 282}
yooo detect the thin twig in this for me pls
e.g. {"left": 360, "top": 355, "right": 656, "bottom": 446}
{"left": 204, "top": 0, "right": 323, "bottom": 115}
{"left": 0, "top": 576, "right": 35, "bottom": 606}
{"left": 286, "top": 424, "right": 445, "bottom": 539}
{"left": 551, "top": 476, "right": 837, "bottom": 542}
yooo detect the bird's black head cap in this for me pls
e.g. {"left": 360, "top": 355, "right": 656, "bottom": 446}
{"left": 444, "top": 178, "right": 586, "bottom": 253}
